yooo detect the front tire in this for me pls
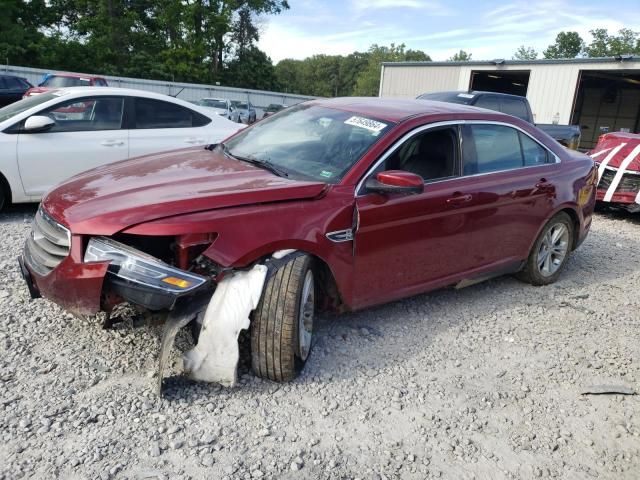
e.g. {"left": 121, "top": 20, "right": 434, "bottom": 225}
{"left": 517, "top": 212, "right": 574, "bottom": 286}
{"left": 251, "top": 255, "right": 315, "bottom": 382}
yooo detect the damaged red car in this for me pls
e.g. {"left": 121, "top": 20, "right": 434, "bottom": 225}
{"left": 19, "top": 98, "right": 597, "bottom": 384}
{"left": 590, "top": 132, "right": 640, "bottom": 213}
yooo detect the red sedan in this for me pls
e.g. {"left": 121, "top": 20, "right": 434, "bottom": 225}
{"left": 23, "top": 72, "right": 108, "bottom": 97}
{"left": 20, "top": 98, "right": 597, "bottom": 382}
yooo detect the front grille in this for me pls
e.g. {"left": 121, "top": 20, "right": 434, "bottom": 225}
{"left": 597, "top": 167, "right": 640, "bottom": 194}
{"left": 24, "top": 208, "right": 71, "bottom": 276}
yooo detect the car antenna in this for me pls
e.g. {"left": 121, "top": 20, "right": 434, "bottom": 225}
{"left": 170, "top": 87, "right": 185, "bottom": 98}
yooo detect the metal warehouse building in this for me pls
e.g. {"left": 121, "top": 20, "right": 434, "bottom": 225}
{"left": 379, "top": 57, "right": 640, "bottom": 149}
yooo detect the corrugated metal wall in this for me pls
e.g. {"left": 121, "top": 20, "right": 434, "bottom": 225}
{"left": 1, "top": 64, "right": 317, "bottom": 109}
{"left": 380, "top": 60, "right": 640, "bottom": 125}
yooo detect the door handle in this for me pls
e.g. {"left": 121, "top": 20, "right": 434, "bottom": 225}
{"left": 100, "top": 140, "right": 124, "bottom": 147}
{"left": 534, "top": 178, "right": 553, "bottom": 194}
{"left": 185, "top": 137, "right": 204, "bottom": 144}
{"left": 446, "top": 193, "right": 472, "bottom": 205}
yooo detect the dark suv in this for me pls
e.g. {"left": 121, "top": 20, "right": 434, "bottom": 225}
{"left": 0, "top": 74, "right": 32, "bottom": 107}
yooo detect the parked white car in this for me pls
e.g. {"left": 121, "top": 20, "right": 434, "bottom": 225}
{"left": 0, "top": 87, "right": 244, "bottom": 209}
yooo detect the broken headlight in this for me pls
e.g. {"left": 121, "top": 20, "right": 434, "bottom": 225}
{"left": 84, "top": 237, "right": 208, "bottom": 294}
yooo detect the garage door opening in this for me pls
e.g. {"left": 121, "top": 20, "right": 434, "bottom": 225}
{"left": 571, "top": 70, "right": 640, "bottom": 150}
{"left": 469, "top": 70, "right": 530, "bottom": 97}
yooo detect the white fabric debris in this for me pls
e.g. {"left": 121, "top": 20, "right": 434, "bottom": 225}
{"left": 272, "top": 249, "right": 297, "bottom": 259}
{"left": 183, "top": 264, "right": 268, "bottom": 387}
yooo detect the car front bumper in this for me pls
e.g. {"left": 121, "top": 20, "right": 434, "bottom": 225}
{"left": 19, "top": 210, "right": 211, "bottom": 315}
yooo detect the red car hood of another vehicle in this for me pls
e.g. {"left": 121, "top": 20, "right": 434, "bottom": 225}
{"left": 590, "top": 132, "right": 640, "bottom": 171}
{"left": 42, "top": 147, "right": 328, "bottom": 235}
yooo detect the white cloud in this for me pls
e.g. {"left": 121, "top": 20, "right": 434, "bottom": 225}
{"left": 350, "top": 0, "right": 449, "bottom": 12}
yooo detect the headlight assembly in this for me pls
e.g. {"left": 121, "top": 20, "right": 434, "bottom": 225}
{"left": 84, "top": 237, "right": 208, "bottom": 294}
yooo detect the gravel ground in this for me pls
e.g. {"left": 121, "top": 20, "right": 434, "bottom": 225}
{"left": 1, "top": 204, "right": 639, "bottom": 480}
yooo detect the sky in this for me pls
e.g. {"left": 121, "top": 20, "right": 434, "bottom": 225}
{"left": 257, "top": 0, "right": 640, "bottom": 63}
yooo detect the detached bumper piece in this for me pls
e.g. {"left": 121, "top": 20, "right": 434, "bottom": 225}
{"left": 85, "top": 237, "right": 210, "bottom": 311}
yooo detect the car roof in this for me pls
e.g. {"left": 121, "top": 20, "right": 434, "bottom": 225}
{"left": 308, "top": 97, "right": 490, "bottom": 123}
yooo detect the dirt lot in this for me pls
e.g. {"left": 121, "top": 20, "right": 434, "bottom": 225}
{"left": 1, "top": 205, "right": 639, "bottom": 480}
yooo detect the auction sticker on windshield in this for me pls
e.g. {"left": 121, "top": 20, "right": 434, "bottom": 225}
{"left": 344, "top": 116, "right": 387, "bottom": 133}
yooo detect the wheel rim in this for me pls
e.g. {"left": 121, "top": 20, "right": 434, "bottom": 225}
{"left": 297, "top": 270, "right": 314, "bottom": 361}
{"left": 537, "top": 223, "right": 570, "bottom": 277}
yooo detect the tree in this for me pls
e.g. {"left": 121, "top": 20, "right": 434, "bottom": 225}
{"left": 353, "top": 43, "right": 431, "bottom": 96}
{"left": 543, "top": 31, "right": 584, "bottom": 59}
{"left": 584, "top": 28, "right": 640, "bottom": 57}
{"left": 449, "top": 50, "right": 472, "bottom": 61}
{"left": 225, "top": 46, "right": 277, "bottom": 90}
{"left": 513, "top": 45, "right": 538, "bottom": 60}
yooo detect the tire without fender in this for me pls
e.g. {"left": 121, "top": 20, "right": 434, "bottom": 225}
{"left": 517, "top": 212, "right": 574, "bottom": 286}
{"left": 0, "top": 186, "right": 5, "bottom": 212}
{"left": 251, "top": 255, "right": 315, "bottom": 382}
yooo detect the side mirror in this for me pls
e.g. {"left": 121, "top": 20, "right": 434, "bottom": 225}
{"left": 24, "top": 115, "right": 55, "bottom": 133}
{"left": 365, "top": 170, "right": 424, "bottom": 195}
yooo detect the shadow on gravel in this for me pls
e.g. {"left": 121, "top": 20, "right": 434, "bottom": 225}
{"left": 0, "top": 203, "right": 38, "bottom": 223}
{"left": 594, "top": 205, "right": 640, "bottom": 225}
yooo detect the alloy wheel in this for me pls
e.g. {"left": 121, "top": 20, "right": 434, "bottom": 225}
{"left": 536, "top": 223, "right": 570, "bottom": 277}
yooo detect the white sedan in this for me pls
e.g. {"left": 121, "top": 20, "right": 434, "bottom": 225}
{"left": 0, "top": 87, "right": 244, "bottom": 209}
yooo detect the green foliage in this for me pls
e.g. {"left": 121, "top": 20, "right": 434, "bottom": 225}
{"left": 0, "top": 0, "right": 288, "bottom": 86}
{"left": 513, "top": 45, "right": 538, "bottom": 61}
{"left": 543, "top": 31, "right": 584, "bottom": 59}
{"left": 584, "top": 28, "right": 640, "bottom": 57}
{"left": 274, "top": 44, "right": 430, "bottom": 97}
{"left": 448, "top": 50, "right": 472, "bottom": 61}
{"left": 353, "top": 44, "right": 431, "bottom": 96}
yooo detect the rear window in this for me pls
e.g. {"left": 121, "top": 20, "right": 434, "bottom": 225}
{"left": 134, "top": 98, "right": 211, "bottom": 129}
{"left": 474, "top": 95, "right": 501, "bottom": 112}
{"left": 501, "top": 97, "right": 529, "bottom": 121}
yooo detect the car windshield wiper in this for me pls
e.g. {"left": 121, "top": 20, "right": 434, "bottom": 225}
{"left": 223, "top": 145, "right": 289, "bottom": 178}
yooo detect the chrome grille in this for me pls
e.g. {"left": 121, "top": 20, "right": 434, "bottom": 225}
{"left": 24, "top": 208, "right": 71, "bottom": 275}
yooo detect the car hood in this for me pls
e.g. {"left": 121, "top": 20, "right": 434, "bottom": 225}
{"left": 42, "top": 147, "right": 328, "bottom": 235}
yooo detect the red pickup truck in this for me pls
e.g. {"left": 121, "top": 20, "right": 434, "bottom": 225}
{"left": 19, "top": 97, "right": 596, "bottom": 384}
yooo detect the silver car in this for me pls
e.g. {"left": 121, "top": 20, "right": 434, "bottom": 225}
{"left": 193, "top": 98, "right": 233, "bottom": 120}
{"left": 230, "top": 101, "right": 257, "bottom": 124}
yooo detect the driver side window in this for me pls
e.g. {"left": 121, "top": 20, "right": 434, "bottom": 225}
{"left": 379, "top": 126, "right": 460, "bottom": 182}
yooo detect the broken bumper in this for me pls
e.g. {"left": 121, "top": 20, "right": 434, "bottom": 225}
{"left": 596, "top": 165, "right": 640, "bottom": 208}
{"left": 20, "top": 235, "right": 211, "bottom": 315}
{"left": 20, "top": 249, "right": 109, "bottom": 316}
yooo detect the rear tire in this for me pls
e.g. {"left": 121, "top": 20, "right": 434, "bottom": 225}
{"left": 517, "top": 212, "right": 574, "bottom": 286}
{"left": 251, "top": 255, "right": 315, "bottom": 382}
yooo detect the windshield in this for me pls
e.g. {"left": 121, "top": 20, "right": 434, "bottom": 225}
{"left": 224, "top": 104, "right": 394, "bottom": 183}
{"left": 0, "top": 92, "right": 59, "bottom": 123}
{"left": 42, "top": 76, "right": 92, "bottom": 88}
{"left": 200, "top": 99, "right": 228, "bottom": 109}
